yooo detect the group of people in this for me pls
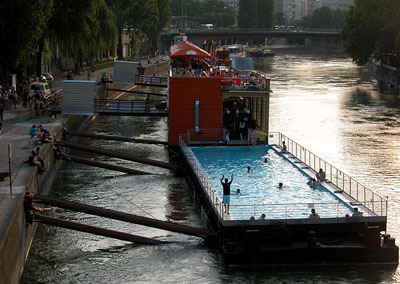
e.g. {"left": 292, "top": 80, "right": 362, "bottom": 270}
{"left": 220, "top": 167, "right": 363, "bottom": 219}
{"left": 29, "top": 124, "right": 52, "bottom": 144}
{"left": 0, "top": 86, "right": 22, "bottom": 110}
{"left": 249, "top": 207, "right": 363, "bottom": 221}
{"left": 27, "top": 125, "right": 69, "bottom": 174}
{"left": 309, "top": 207, "right": 363, "bottom": 219}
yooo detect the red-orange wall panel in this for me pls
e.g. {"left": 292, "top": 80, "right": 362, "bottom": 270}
{"left": 169, "top": 77, "right": 223, "bottom": 146}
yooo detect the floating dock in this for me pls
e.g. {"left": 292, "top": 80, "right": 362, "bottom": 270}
{"left": 178, "top": 132, "right": 398, "bottom": 266}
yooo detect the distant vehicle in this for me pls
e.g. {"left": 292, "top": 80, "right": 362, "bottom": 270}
{"left": 28, "top": 82, "right": 51, "bottom": 98}
{"left": 174, "top": 35, "right": 187, "bottom": 44}
{"left": 42, "top": 72, "right": 53, "bottom": 82}
{"left": 200, "top": 24, "right": 213, "bottom": 30}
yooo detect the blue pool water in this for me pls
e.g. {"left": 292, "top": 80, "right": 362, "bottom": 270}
{"left": 191, "top": 146, "right": 353, "bottom": 220}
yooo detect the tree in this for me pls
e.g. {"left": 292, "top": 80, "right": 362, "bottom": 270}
{"left": 275, "top": 12, "right": 286, "bottom": 26}
{"left": 0, "top": 0, "right": 51, "bottom": 86}
{"left": 238, "top": 0, "right": 258, "bottom": 28}
{"left": 257, "top": 0, "right": 274, "bottom": 29}
{"left": 107, "top": 0, "right": 163, "bottom": 59}
{"left": 106, "top": 0, "right": 140, "bottom": 60}
{"left": 341, "top": 0, "right": 399, "bottom": 65}
{"left": 311, "top": 6, "right": 332, "bottom": 29}
{"left": 170, "top": 0, "right": 233, "bottom": 28}
{"left": 142, "top": 0, "right": 171, "bottom": 56}
{"left": 201, "top": 0, "right": 235, "bottom": 27}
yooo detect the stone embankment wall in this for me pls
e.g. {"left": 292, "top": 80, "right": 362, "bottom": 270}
{"left": 0, "top": 126, "right": 64, "bottom": 284}
{"left": 0, "top": 115, "right": 92, "bottom": 284}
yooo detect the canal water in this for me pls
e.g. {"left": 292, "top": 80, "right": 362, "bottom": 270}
{"left": 21, "top": 52, "right": 400, "bottom": 283}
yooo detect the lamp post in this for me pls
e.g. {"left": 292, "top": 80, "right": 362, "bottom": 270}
{"left": 186, "top": 3, "right": 189, "bottom": 28}
{"left": 213, "top": 5, "right": 216, "bottom": 27}
{"left": 181, "top": 0, "right": 184, "bottom": 28}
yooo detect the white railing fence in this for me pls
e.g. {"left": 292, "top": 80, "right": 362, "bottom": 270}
{"left": 180, "top": 135, "right": 224, "bottom": 218}
{"left": 267, "top": 132, "right": 387, "bottom": 217}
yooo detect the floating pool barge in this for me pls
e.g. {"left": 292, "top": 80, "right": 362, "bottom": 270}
{"left": 178, "top": 132, "right": 398, "bottom": 267}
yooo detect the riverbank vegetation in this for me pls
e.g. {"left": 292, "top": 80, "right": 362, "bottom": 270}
{"left": 238, "top": 0, "right": 274, "bottom": 29}
{"left": 0, "top": 0, "right": 170, "bottom": 87}
{"left": 169, "top": 0, "right": 235, "bottom": 28}
{"left": 342, "top": 0, "right": 400, "bottom": 66}
{"left": 302, "top": 6, "right": 347, "bottom": 30}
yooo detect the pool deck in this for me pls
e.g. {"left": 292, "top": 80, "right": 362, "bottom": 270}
{"left": 275, "top": 145, "right": 377, "bottom": 218}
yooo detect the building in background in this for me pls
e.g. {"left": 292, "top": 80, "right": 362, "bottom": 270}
{"left": 223, "top": 0, "right": 239, "bottom": 14}
{"left": 274, "top": 0, "right": 354, "bottom": 24}
{"left": 320, "top": 0, "right": 354, "bottom": 10}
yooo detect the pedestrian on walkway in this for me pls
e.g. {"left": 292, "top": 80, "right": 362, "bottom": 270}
{"left": 22, "top": 88, "right": 28, "bottom": 108}
{"left": 11, "top": 89, "right": 18, "bottom": 109}
{"left": 0, "top": 102, "right": 3, "bottom": 121}
{"left": 4, "top": 91, "right": 9, "bottom": 110}
{"left": 34, "top": 99, "right": 41, "bottom": 117}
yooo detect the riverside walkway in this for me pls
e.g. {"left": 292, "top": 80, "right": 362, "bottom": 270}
{"left": 0, "top": 66, "right": 112, "bottom": 284}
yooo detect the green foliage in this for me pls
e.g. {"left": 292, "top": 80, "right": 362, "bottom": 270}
{"left": 142, "top": 0, "right": 171, "bottom": 56}
{"left": 310, "top": 6, "right": 347, "bottom": 29}
{"left": 0, "top": 0, "right": 51, "bottom": 84}
{"left": 170, "top": 0, "right": 234, "bottom": 27}
{"left": 275, "top": 12, "right": 286, "bottom": 26}
{"left": 238, "top": 0, "right": 258, "bottom": 28}
{"left": 170, "top": 0, "right": 204, "bottom": 21}
{"left": 0, "top": 0, "right": 169, "bottom": 80}
{"left": 257, "top": 0, "right": 274, "bottom": 29}
{"left": 342, "top": 0, "right": 400, "bottom": 65}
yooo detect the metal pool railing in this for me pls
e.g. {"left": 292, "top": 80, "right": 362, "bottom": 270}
{"left": 229, "top": 200, "right": 385, "bottom": 220}
{"left": 179, "top": 132, "right": 387, "bottom": 220}
{"left": 179, "top": 135, "right": 224, "bottom": 218}
{"left": 267, "top": 132, "right": 388, "bottom": 217}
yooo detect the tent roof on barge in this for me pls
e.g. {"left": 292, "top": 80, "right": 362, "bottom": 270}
{"left": 169, "top": 41, "right": 212, "bottom": 59}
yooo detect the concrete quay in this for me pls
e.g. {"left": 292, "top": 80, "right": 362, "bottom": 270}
{"left": 0, "top": 105, "right": 65, "bottom": 284}
{"left": 0, "top": 57, "right": 167, "bottom": 284}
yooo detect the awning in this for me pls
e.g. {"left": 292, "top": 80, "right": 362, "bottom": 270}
{"left": 170, "top": 41, "right": 212, "bottom": 59}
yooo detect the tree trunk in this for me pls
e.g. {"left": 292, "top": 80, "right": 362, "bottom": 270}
{"left": 36, "top": 37, "right": 45, "bottom": 77}
{"left": 117, "top": 29, "right": 123, "bottom": 60}
{"left": 0, "top": 66, "right": 9, "bottom": 89}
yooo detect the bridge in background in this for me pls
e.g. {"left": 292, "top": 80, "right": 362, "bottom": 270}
{"left": 159, "top": 29, "right": 343, "bottom": 51}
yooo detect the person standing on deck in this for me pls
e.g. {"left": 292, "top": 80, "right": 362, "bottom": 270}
{"left": 239, "top": 121, "right": 245, "bottom": 140}
{"left": 221, "top": 174, "right": 233, "bottom": 215}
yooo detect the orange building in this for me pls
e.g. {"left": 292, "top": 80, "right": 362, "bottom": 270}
{"left": 168, "top": 77, "right": 223, "bottom": 146}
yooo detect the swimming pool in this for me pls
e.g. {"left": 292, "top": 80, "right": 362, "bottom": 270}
{"left": 191, "top": 146, "right": 353, "bottom": 220}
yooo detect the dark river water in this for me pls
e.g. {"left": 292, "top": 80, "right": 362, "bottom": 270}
{"left": 21, "top": 52, "right": 400, "bottom": 283}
